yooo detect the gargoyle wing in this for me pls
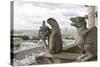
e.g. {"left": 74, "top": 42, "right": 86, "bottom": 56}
{"left": 84, "top": 26, "right": 97, "bottom": 45}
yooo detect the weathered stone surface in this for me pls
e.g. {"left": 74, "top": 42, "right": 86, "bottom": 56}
{"left": 38, "top": 21, "right": 51, "bottom": 48}
{"left": 63, "top": 43, "right": 81, "bottom": 54}
{"left": 13, "top": 47, "right": 44, "bottom": 60}
{"left": 44, "top": 52, "right": 81, "bottom": 60}
{"left": 35, "top": 52, "right": 81, "bottom": 64}
{"left": 47, "top": 18, "right": 63, "bottom": 54}
{"left": 70, "top": 16, "right": 97, "bottom": 61}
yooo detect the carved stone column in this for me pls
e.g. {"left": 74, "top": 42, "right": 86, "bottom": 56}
{"left": 87, "top": 6, "right": 96, "bottom": 29}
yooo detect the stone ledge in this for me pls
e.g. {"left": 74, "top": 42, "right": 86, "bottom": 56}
{"left": 44, "top": 52, "right": 81, "bottom": 60}
{"left": 63, "top": 43, "right": 81, "bottom": 54}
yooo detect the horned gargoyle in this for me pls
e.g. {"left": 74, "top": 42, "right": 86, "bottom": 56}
{"left": 70, "top": 16, "right": 97, "bottom": 61}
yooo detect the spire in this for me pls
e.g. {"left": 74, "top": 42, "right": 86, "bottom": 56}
{"left": 42, "top": 20, "right": 45, "bottom": 26}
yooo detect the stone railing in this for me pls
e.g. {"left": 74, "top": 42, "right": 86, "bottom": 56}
{"left": 13, "top": 46, "right": 44, "bottom": 60}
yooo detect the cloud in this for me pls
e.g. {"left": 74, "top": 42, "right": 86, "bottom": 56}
{"left": 14, "top": 1, "right": 88, "bottom": 30}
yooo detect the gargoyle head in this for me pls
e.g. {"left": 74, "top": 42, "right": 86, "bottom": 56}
{"left": 70, "top": 16, "right": 86, "bottom": 28}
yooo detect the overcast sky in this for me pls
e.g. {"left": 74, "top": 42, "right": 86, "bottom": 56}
{"left": 14, "top": 1, "right": 88, "bottom": 30}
